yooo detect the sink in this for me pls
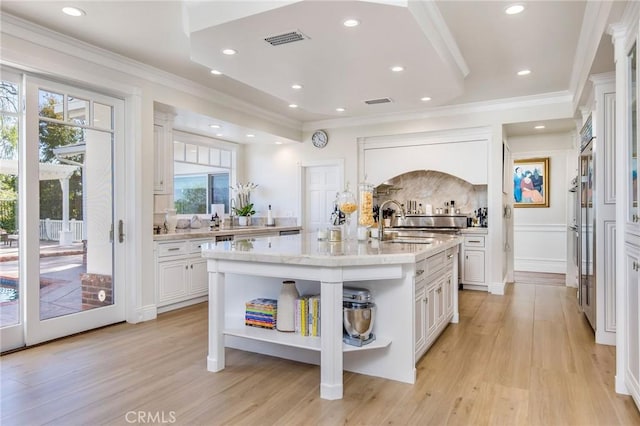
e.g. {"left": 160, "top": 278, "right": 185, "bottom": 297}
{"left": 388, "top": 236, "right": 435, "bottom": 244}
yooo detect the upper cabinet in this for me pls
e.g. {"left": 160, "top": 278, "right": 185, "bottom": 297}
{"left": 628, "top": 43, "right": 639, "bottom": 233}
{"left": 154, "top": 112, "right": 174, "bottom": 195}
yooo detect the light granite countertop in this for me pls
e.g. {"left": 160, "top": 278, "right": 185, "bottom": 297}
{"left": 153, "top": 225, "right": 302, "bottom": 241}
{"left": 459, "top": 227, "right": 488, "bottom": 235}
{"left": 201, "top": 232, "right": 462, "bottom": 267}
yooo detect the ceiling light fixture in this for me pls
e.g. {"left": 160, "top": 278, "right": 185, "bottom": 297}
{"left": 391, "top": 66, "right": 404, "bottom": 72}
{"left": 222, "top": 48, "right": 237, "bottom": 55}
{"left": 209, "top": 124, "right": 220, "bottom": 129}
{"left": 343, "top": 19, "right": 360, "bottom": 27}
{"left": 247, "top": 134, "right": 255, "bottom": 138}
{"left": 275, "top": 141, "right": 283, "bottom": 145}
{"left": 216, "top": 133, "right": 223, "bottom": 137}
{"left": 517, "top": 69, "right": 531, "bottom": 76}
{"left": 336, "top": 107, "right": 345, "bottom": 112}
{"left": 421, "top": 97, "right": 432, "bottom": 102}
{"left": 62, "top": 6, "right": 85, "bottom": 17}
{"left": 210, "top": 69, "right": 222, "bottom": 75}
{"left": 505, "top": 4, "right": 525, "bottom": 15}
{"left": 534, "top": 125, "right": 546, "bottom": 129}
{"left": 289, "top": 104, "right": 298, "bottom": 108}
{"left": 291, "top": 84, "right": 303, "bottom": 90}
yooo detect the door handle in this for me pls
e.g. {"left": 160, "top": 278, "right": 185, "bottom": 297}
{"left": 118, "top": 220, "right": 125, "bottom": 243}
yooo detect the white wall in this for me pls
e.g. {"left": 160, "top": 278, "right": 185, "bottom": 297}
{"left": 509, "top": 132, "right": 577, "bottom": 273}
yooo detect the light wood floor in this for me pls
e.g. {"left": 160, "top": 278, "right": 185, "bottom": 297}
{"left": 2, "top": 281, "right": 639, "bottom": 425}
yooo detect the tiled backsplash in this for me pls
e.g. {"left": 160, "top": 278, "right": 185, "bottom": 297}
{"left": 375, "top": 170, "right": 487, "bottom": 215}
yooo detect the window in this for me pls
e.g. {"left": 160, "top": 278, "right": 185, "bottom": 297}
{"left": 172, "top": 130, "right": 236, "bottom": 215}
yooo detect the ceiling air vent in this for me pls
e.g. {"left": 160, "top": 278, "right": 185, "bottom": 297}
{"left": 364, "top": 97, "right": 393, "bottom": 105}
{"left": 264, "top": 30, "right": 308, "bottom": 46}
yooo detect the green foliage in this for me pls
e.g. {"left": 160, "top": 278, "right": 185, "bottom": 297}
{"left": 175, "top": 187, "right": 207, "bottom": 214}
{"left": 233, "top": 203, "right": 255, "bottom": 217}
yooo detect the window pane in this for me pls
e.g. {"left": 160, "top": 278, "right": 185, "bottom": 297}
{"left": 93, "top": 102, "right": 113, "bottom": 130}
{"left": 39, "top": 90, "right": 64, "bottom": 120}
{"left": 0, "top": 114, "right": 19, "bottom": 327}
{"left": 198, "top": 146, "right": 209, "bottom": 164}
{"left": 173, "top": 141, "right": 184, "bottom": 161}
{"left": 68, "top": 96, "right": 88, "bottom": 126}
{"left": 174, "top": 175, "right": 207, "bottom": 214}
{"left": 210, "top": 173, "right": 229, "bottom": 214}
{"left": 209, "top": 148, "right": 220, "bottom": 166}
{"left": 185, "top": 144, "right": 197, "bottom": 163}
{"left": 0, "top": 81, "right": 19, "bottom": 114}
{"left": 221, "top": 150, "right": 231, "bottom": 168}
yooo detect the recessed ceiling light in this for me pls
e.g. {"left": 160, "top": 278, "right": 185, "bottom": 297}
{"left": 291, "top": 84, "right": 303, "bottom": 90}
{"left": 275, "top": 141, "right": 283, "bottom": 145}
{"left": 517, "top": 69, "right": 531, "bottom": 76}
{"left": 210, "top": 69, "right": 222, "bottom": 75}
{"left": 534, "top": 125, "right": 546, "bottom": 129}
{"left": 391, "top": 66, "right": 404, "bottom": 72}
{"left": 343, "top": 19, "right": 360, "bottom": 27}
{"left": 216, "top": 133, "right": 223, "bottom": 137}
{"left": 505, "top": 4, "right": 525, "bottom": 15}
{"left": 421, "top": 97, "right": 432, "bottom": 102}
{"left": 336, "top": 107, "right": 345, "bottom": 112}
{"left": 209, "top": 124, "right": 221, "bottom": 129}
{"left": 289, "top": 104, "right": 298, "bottom": 108}
{"left": 62, "top": 6, "right": 85, "bottom": 17}
{"left": 246, "top": 134, "right": 255, "bottom": 138}
{"left": 222, "top": 48, "right": 237, "bottom": 55}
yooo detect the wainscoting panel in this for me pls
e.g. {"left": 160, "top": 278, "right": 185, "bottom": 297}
{"left": 514, "top": 224, "right": 567, "bottom": 274}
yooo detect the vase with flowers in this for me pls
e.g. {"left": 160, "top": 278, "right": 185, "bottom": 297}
{"left": 231, "top": 182, "right": 258, "bottom": 226}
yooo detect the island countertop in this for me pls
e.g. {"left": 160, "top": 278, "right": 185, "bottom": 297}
{"left": 153, "top": 225, "right": 301, "bottom": 241}
{"left": 201, "top": 232, "right": 462, "bottom": 267}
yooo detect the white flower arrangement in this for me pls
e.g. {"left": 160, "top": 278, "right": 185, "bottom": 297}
{"left": 231, "top": 182, "right": 258, "bottom": 210}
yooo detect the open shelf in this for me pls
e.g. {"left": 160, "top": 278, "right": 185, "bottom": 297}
{"left": 224, "top": 327, "right": 391, "bottom": 352}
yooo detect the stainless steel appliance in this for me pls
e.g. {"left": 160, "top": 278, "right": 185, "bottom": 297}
{"left": 579, "top": 121, "right": 596, "bottom": 330}
{"left": 343, "top": 287, "right": 376, "bottom": 346}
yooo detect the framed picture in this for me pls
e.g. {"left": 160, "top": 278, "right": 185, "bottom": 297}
{"left": 513, "top": 157, "right": 550, "bottom": 208}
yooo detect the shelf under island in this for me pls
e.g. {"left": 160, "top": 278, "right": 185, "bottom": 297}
{"left": 201, "top": 232, "right": 462, "bottom": 400}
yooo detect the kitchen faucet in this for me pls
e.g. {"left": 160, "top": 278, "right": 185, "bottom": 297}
{"left": 378, "top": 200, "right": 406, "bottom": 241}
{"left": 229, "top": 199, "right": 236, "bottom": 228}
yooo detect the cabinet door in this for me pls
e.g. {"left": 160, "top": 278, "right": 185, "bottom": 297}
{"left": 463, "top": 250, "right": 485, "bottom": 284}
{"left": 153, "top": 124, "right": 166, "bottom": 193}
{"left": 157, "top": 259, "right": 189, "bottom": 305}
{"left": 189, "top": 258, "right": 208, "bottom": 296}
{"left": 444, "top": 272, "right": 454, "bottom": 317}
{"left": 627, "top": 43, "right": 640, "bottom": 233}
{"left": 426, "top": 284, "right": 438, "bottom": 338}
{"left": 414, "top": 282, "right": 426, "bottom": 359}
{"left": 625, "top": 244, "right": 640, "bottom": 401}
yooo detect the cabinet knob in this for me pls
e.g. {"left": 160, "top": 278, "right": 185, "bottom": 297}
{"left": 416, "top": 269, "right": 425, "bottom": 276}
{"left": 185, "top": 265, "right": 188, "bottom": 270}
{"left": 424, "top": 297, "right": 428, "bottom": 303}
{"left": 447, "top": 254, "right": 453, "bottom": 259}
{"left": 634, "top": 261, "right": 639, "bottom": 271}
{"left": 190, "top": 264, "right": 193, "bottom": 269}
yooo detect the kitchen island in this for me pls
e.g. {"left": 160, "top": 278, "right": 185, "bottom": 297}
{"left": 201, "top": 233, "right": 461, "bottom": 400}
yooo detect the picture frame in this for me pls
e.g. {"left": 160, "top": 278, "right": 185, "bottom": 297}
{"left": 513, "top": 157, "right": 550, "bottom": 208}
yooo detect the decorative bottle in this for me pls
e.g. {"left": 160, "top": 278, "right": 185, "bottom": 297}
{"left": 277, "top": 280, "right": 299, "bottom": 332}
{"left": 267, "top": 204, "right": 274, "bottom": 226}
{"left": 165, "top": 208, "right": 177, "bottom": 233}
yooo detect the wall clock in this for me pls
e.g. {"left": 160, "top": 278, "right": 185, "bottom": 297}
{"left": 311, "top": 130, "right": 328, "bottom": 148}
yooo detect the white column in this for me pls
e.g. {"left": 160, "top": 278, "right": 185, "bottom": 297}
{"left": 320, "top": 278, "right": 343, "bottom": 400}
{"left": 207, "top": 263, "right": 226, "bottom": 372}
{"left": 58, "top": 177, "right": 73, "bottom": 245}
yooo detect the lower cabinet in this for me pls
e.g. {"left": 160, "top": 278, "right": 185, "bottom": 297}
{"left": 623, "top": 242, "right": 640, "bottom": 405}
{"left": 155, "top": 238, "right": 209, "bottom": 311}
{"left": 461, "top": 235, "right": 486, "bottom": 287}
{"left": 415, "top": 247, "right": 457, "bottom": 361}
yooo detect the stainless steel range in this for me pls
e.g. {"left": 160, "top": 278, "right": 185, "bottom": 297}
{"left": 385, "top": 214, "right": 468, "bottom": 237}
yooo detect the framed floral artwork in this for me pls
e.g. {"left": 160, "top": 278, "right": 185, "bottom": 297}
{"left": 513, "top": 157, "right": 550, "bottom": 208}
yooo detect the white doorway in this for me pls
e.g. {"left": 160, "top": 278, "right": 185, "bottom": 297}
{"left": 301, "top": 160, "right": 344, "bottom": 233}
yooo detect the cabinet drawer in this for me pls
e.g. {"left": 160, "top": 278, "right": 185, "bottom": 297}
{"left": 189, "top": 239, "right": 209, "bottom": 254}
{"left": 415, "top": 259, "right": 427, "bottom": 281}
{"left": 464, "top": 236, "right": 485, "bottom": 248}
{"left": 426, "top": 251, "right": 446, "bottom": 276}
{"left": 157, "top": 241, "right": 187, "bottom": 257}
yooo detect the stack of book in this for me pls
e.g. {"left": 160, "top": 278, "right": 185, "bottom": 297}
{"left": 245, "top": 298, "right": 277, "bottom": 329}
{"left": 295, "top": 295, "right": 321, "bottom": 337}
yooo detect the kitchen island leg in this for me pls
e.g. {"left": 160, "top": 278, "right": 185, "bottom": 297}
{"left": 320, "top": 279, "right": 343, "bottom": 400}
{"left": 207, "top": 265, "right": 226, "bottom": 372}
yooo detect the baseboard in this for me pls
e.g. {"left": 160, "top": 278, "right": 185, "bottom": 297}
{"left": 131, "top": 304, "right": 157, "bottom": 323}
{"left": 487, "top": 281, "right": 505, "bottom": 295}
{"left": 616, "top": 375, "right": 630, "bottom": 395}
{"left": 514, "top": 257, "right": 566, "bottom": 274}
{"left": 596, "top": 330, "right": 616, "bottom": 346}
{"left": 157, "top": 296, "right": 208, "bottom": 314}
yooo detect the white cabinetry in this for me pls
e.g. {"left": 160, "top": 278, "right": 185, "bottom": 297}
{"left": 155, "top": 238, "right": 208, "bottom": 312}
{"left": 153, "top": 112, "right": 174, "bottom": 195}
{"left": 461, "top": 235, "right": 486, "bottom": 288}
{"left": 623, "top": 242, "right": 640, "bottom": 403}
{"left": 415, "top": 246, "right": 458, "bottom": 361}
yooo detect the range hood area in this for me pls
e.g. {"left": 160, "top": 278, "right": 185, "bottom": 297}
{"left": 374, "top": 170, "right": 487, "bottom": 220}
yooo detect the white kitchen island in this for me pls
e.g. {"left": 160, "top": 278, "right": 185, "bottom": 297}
{"left": 201, "top": 233, "right": 461, "bottom": 400}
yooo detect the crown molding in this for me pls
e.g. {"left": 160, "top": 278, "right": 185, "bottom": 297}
{"left": 0, "top": 13, "right": 302, "bottom": 134}
{"left": 303, "top": 91, "right": 573, "bottom": 132}
{"left": 569, "top": 1, "right": 614, "bottom": 112}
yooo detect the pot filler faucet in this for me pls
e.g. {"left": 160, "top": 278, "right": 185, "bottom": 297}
{"left": 378, "top": 199, "right": 406, "bottom": 241}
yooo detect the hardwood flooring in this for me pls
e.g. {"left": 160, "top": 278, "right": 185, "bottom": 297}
{"left": 2, "top": 280, "right": 639, "bottom": 425}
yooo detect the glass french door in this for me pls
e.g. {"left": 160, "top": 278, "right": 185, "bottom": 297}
{"left": 0, "top": 72, "right": 125, "bottom": 350}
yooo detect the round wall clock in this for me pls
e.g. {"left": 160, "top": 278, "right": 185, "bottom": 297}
{"left": 311, "top": 130, "right": 328, "bottom": 148}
